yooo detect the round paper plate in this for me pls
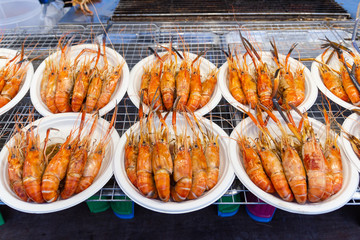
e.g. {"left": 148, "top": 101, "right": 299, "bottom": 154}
{"left": 311, "top": 50, "right": 359, "bottom": 110}
{"left": 341, "top": 113, "right": 360, "bottom": 172}
{"left": 229, "top": 115, "right": 358, "bottom": 215}
{"left": 0, "top": 113, "right": 120, "bottom": 214}
{"left": 113, "top": 112, "right": 235, "bottom": 214}
{"left": 0, "top": 48, "right": 34, "bottom": 115}
{"left": 127, "top": 51, "right": 222, "bottom": 116}
{"left": 30, "top": 44, "right": 129, "bottom": 117}
{"left": 219, "top": 51, "right": 317, "bottom": 113}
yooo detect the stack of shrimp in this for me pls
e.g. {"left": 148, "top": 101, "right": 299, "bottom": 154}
{"left": 139, "top": 45, "right": 218, "bottom": 113}
{"left": 40, "top": 36, "right": 124, "bottom": 114}
{"left": 124, "top": 99, "right": 220, "bottom": 202}
{"left": 7, "top": 109, "right": 117, "bottom": 203}
{"left": 226, "top": 35, "right": 306, "bottom": 110}
{"left": 317, "top": 40, "right": 360, "bottom": 107}
{"left": 0, "top": 44, "right": 30, "bottom": 108}
{"left": 237, "top": 101, "right": 343, "bottom": 204}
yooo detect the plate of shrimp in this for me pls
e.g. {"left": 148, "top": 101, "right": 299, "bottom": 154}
{"left": 114, "top": 106, "right": 234, "bottom": 214}
{"left": 311, "top": 40, "right": 360, "bottom": 110}
{"left": 341, "top": 112, "right": 360, "bottom": 172}
{"left": 0, "top": 110, "right": 119, "bottom": 214}
{"left": 0, "top": 47, "right": 34, "bottom": 116}
{"left": 229, "top": 105, "right": 358, "bottom": 214}
{"left": 127, "top": 48, "right": 221, "bottom": 116}
{"left": 30, "top": 39, "right": 129, "bottom": 117}
{"left": 218, "top": 39, "right": 317, "bottom": 113}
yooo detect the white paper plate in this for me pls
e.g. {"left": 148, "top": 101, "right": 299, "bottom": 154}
{"left": 229, "top": 115, "right": 359, "bottom": 215}
{"left": 311, "top": 50, "right": 359, "bottom": 110}
{"left": 127, "top": 51, "right": 222, "bottom": 116}
{"left": 113, "top": 112, "right": 235, "bottom": 214}
{"left": 0, "top": 113, "right": 120, "bottom": 214}
{"left": 0, "top": 48, "right": 34, "bottom": 116}
{"left": 341, "top": 113, "right": 360, "bottom": 172}
{"left": 219, "top": 51, "right": 317, "bottom": 113}
{"left": 30, "top": 44, "right": 130, "bottom": 117}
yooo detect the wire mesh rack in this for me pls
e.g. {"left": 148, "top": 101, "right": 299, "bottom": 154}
{"left": 0, "top": 21, "right": 359, "bottom": 207}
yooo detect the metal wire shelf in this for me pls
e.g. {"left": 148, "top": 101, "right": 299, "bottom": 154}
{"left": 0, "top": 21, "right": 359, "bottom": 207}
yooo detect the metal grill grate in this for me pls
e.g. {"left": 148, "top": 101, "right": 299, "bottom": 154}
{"left": 0, "top": 22, "right": 359, "bottom": 207}
{"left": 111, "top": 0, "right": 350, "bottom": 22}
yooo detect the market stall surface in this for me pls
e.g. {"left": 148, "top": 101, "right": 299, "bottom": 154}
{"left": 0, "top": 203, "right": 360, "bottom": 239}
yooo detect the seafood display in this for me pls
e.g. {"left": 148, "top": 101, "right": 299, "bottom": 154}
{"left": 219, "top": 36, "right": 316, "bottom": 113}
{"left": 0, "top": 47, "right": 33, "bottom": 115}
{"left": 114, "top": 99, "right": 234, "bottom": 213}
{"left": 229, "top": 99, "right": 359, "bottom": 213}
{"left": 128, "top": 47, "right": 222, "bottom": 116}
{"left": 31, "top": 39, "right": 129, "bottom": 117}
{"left": 0, "top": 109, "right": 119, "bottom": 213}
{"left": 123, "top": 99, "right": 220, "bottom": 202}
{"left": 311, "top": 40, "right": 360, "bottom": 110}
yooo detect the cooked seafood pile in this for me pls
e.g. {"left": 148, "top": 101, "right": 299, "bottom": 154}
{"left": 226, "top": 36, "right": 305, "bottom": 110}
{"left": 7, "top": 110, "right": 116, "bottom": 203}
{"left": 139, "top": 45, "right": 218, "bottom": 113}
{"left": 237, "top": 102, "right": 343, "bottom": 204}
{"left": 124, "top": 99, "right": 220, "bottom": 202}
{"left": 40, "top": 37, "right": 124, "bottom": 114}
{"left": 317, "top": 39, "right": 360, "bottom": 107}
{"left": 0, "top": 45, "right": 30, "bottom": 108}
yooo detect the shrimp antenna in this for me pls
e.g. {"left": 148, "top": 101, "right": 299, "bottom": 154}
{"left": 148, "top": 47, "right": 163, "bottom": 62}
{"left": 171, "top": 46, "right": 184, "bottom": 60}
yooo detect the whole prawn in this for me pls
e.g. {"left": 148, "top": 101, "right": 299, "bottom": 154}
{"left": 61, "top": 112, "right": 97, "bottom": 199}
{"left": 160, "top": 61, "right": 176, "bottom": 111}
{"left": 125, "top": 130, "right": 139, "bottom": 188}
{"left": 76, "top": 107, "right": 117, "bottom": 193}
{"left": 41, "top": 132, "right": 73, "bottom": 202}
{"left": 187, "top": 136, "right": 207, "bottom": 199}
{"left": 237, "top": 52, "right": 258, "bottom": 108}
{"left": 250, "top": 113, "right": 294, "bottom": 202}
{"left": 136, "top": 102, "right": 157, "bottom": 198}
{"left": 199, "top": 68, "right": 218, "bottom": 108}
{"left": 7, "top": 123, "right": 29, "bottom": 202}
{"left": 55, "top": 36, "right": 74, "bottom": 113}
{"left": 22, "top": 125, "right": 47, "bottom": 203}
{"left": 152, "top": 113, "right": 173, "bottom": 202}
{"left": 186, "top": 62, "right": 202, "bottom": 112}
{"left": 72, "top": 47, "right": 101, "bottom": 112}
{"left": 238, "top": 136, "right": 275, "bottom": 193}
{"left": 241, "top": 36, "right": 273, "bottom": 108}
{"left": 323, "top": 107, "right": 342, "bottom": 195}
{"left": 228, "top": 56, "right": 247, "bottom": 105}
{"left": 171, "top": 108, "right": 192, "bottom": 201}
{"left": 176, "top": 52, "right": 191, "bottom": 111}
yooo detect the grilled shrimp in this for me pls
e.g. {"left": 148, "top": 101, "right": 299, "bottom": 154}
{"left": 228, "top": 57, "right": 246, "bottom": 105}
{"left": 237, "top": 53, "right": 258, "bottom": 108}
{"left": 125, "top": 130, "right": 139, "bottom": 188}
{"left": 199, "top": 68, "right": 218, "bottom": 108}
{"left": 187, "top": 137, "right": 207, "bottom": 199}
{"left": 186, "top": 62, "right": 202, "bottom": 112}
{"left": 238, "top": 136, "right": 275, "bottom": 193}
{"left": 255, "top": 136, "right": 294, "bottom": 202}
{"left": 41, "top": 133, "right": 73, "bottom": 202}
{"left": 23, "top": 127, "right": 46, "bottom": 203}
{"left": 61, "top": 112, "right": 97, "bottom": 199}
{"left": 323, "top": 107, "right": 343, "bottom": 195}
{"left": 160, "top": 61, "right": 176, "bottom": 111}
{"left": 7, "top": 125, "right": 28, "bottom": 202}
{"left": 176, "top": 58, "right": 191, "bottom": 111}
{"left": 76, "top": 108, "right": 117, "bottom": 193}
{"left": 171, "top": 133, "right": 192, "bottom": 202}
